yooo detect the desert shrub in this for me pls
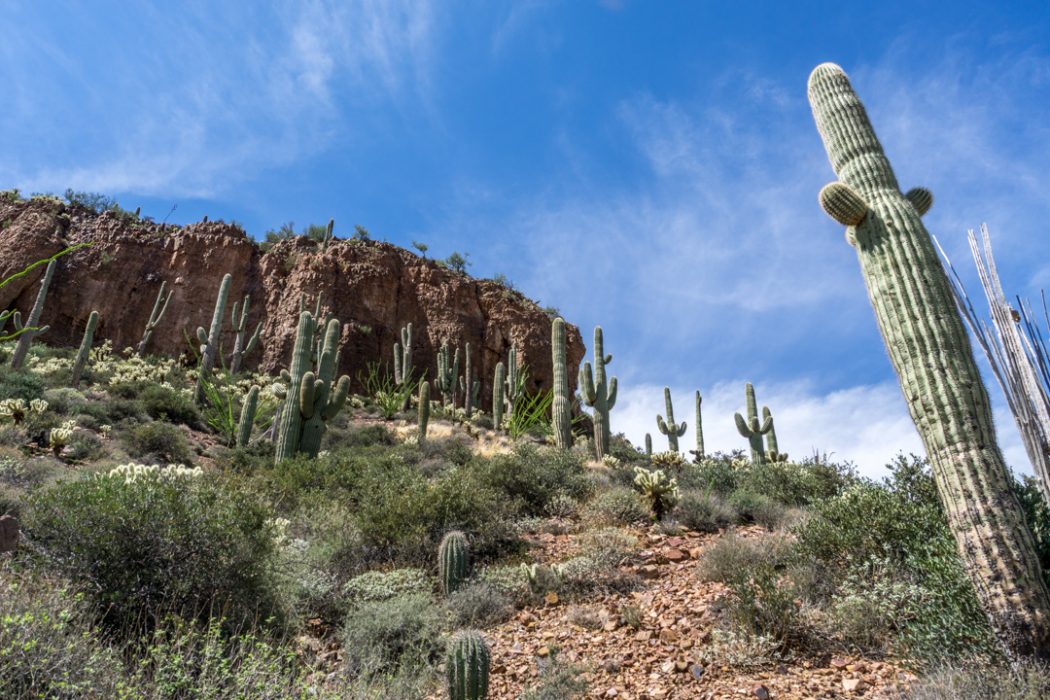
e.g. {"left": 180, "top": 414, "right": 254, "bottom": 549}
{"left": 697, "top": 532, "right": 792, "bottom": 584}
{"left": 225, "top": 440, "right": 277, "bottom": 474}
{"left": 85, "top": 395, "right": 146, "bottom": 424}
{"left": 342, "top": 593, "right": 444, "bottom": 679}
{"left": 681, "top": 453, "right": 742, "bottom": 494}
{"left": 42, "top": 387, "right": 88, "bottom": 415}
{"left": 139, "top": 383, "right": 200, "bottom": 427}
{"left": 560, "top": 528, "right": 640, "bottom": 596}
{"left": 343, "top": 568, "right": 432, "bottom": 605}
{"left": 24, "top": 468, "right": 285, "bottom": 635}
{"left": 445, "top": 581, "right": 515, "bottom": 627}
{"left": 121, "top": 421, "right": 194, "bottom": 465}
{"left": 0, "top": 567, "right": 129, "bottom": 699}
{"left": 477, "top": 565, "right": 531, "bottom": 606}
{"left": 903, "top": 660, "right": 1050, "bottom": 700}
{"left": 0, "top": 369, "right": 45, "bottom": 402}
{"left": 0, "top": 424, "right": 25, "bottom": 448}
{"left": 340, "top": 423, "right": 397, "bottom": 448}
{"left": 65, "top": 430, "right": 105, "bottom": 462}
{"left": 583, "top": 486, "right": 647, "bottom": 526}
{"left": 727, "top": 489, "right": 788, "bottom": 529}
{"left": 545, "top": 493, "right": 580, "bottom": 518}
{"left": 675, "top": 490, "right": 738, "bottom": 532}
{"left": 472, "top": 444, "right": 590, "bottom": 516}
{"left": 737, "top": 459, "right": 855, "bottom": 507}
{"left": 1014, "top": 474, "right": 1050, "bottom": 583}
{"left": 520, "top": 647, "right": 589, "bottom": 699}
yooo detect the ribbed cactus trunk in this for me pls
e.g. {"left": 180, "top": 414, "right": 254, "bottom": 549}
{"left": 492, "top": 362, "right": 505, "bottom": 430}
{"left": 394, "top": 323, "right": 413, "bottom": 411}
{"left": 229, "top": 293, "right": 262, "bottom": 375}
{"left": 275, "top": 311, "right": 315, "bottom": 464}
{"left": 194, "top": 273, "right": 232, "bottom": 404}
{"left": 446, "top": 630, "right": 491, "bottom": 700}
{"left": 691, "top": 390, "right": 705, "bottom": 463}
{"left": 504, "top": 345, "right": 520, "bottom": 421}
{"left": 551, "top": 318, "right": 573, "bottom": 449}
{"left": 580, "top": 326, "right": 617, "bottom": 460}
{"left": 809, "top": 62, "right": 1050, "bottom": 659}
{"left": 236, "top": 385, "right": 260, "bottom": 448}
{"left": 418, "top": 381, "right": 430, "bottom": 443}
{"left": 298, "top": 318, "right": 351, "bottom": 457}
{"left": 644, "top": 433, "right": 652, "bottom": 456}
{"left": 460, "top": 343, "right": 480, "bottom": 418}
{"left": 11, "top": 259, "right": 56, "bottom": 369}
{"left": 137, "top": 281, "right": 172, "bottom": 357}
{"left": 70, "top": 310, "right": 99, "bottom": 388}
{"left": 656, "top": 386, "right": 687, "bottom": 452}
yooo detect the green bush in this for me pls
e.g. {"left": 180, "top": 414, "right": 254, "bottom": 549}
{"left": 583, "top": 486, "right": 647, "bottom": 526}
{"left": 342, "top": 593, "right": 444, "bottom": 679}
{"left": 344, "top": 568, "right": 432, "bottom": 604}
{"left": 903, "top": 661, "right": 1050, "bottom": 700}
{"left": 42, "top": 387, "right": 89, "bottom": 416}
{"left": 674, "top": 490, "right": 738, "bottom": 532}
{"left": 472, "top": 444, "right": 590, "bottom": 516}
{"left": 727, "top": 490, "right": 788, "bottom": 529}
{"left": 0, "top": 369, "right": 45, "bottom": 402}
{"left": 121, "top": 421, "right": 194, "bottom": 464}
{"left": 139, "top": 383, "right": 201, "bottom": 427}
{"left": 24, "top": 468, "right": 285, "bottom": 635}
{"left": 85, "top": 395, "right": 146, "bottom": 424}
{"left": 737, "top": 459, "right": 855, "bottom": 507}
{"left": 446, "top": 581, "right": 515, "bottom": 628}
{"left": 697, "top": 532, "right": 792, "bottom": 584}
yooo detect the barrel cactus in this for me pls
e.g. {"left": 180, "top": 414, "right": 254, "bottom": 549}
{"left": 656, "top": 386, "right": 687, "bottom": 452}
{"left": 439, "top": 530, "right": 469, "bottom": 595}
{"left": 446, "top": 629, "right": 490, "bottom": 700}
{"left": 809, "top": 61, "right": 1050, "bottom": 658}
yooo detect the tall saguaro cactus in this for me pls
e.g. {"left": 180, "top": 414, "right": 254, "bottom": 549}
{"left": 734, "top": 383, "right": 771, "bottom": 465}
{"left": 435, "top": 341, "right": 460, "bottom": 408}
{"left": 137, "top": 281, "right": 172, "bottom": 357}
{"left": 579, "top": 326, "right": 617, "bottom": 460}
{"left": 493, "top": 362, "right": 506, "bottom": 430}
{"left": 809, "top": 62, "right": 1050, "bottom": 658}
{"left": 10, "top": 259, "right": 56, "bottom": 369}
{"left": 459, "top": 342, "right": 480, "bottom": 418}
{"left": 236, "top": 385, "right": 260, "bottom": 448}
{"left": 656, "top": 386, "right": 687, "bottom": 452}
{"left": 194, "top": 274, "right": 232, "bottom": 404}
{"left": 229, "top": 293, "right": 262, "bottom": 375}
{"left": 689, "top": 390, "right": 705, "bottom": 463}
{"left": 70, "top": 311, "right": 99, "bottom": 388}
{"left": 393, "top": 323, "right": 414, "bottom": 411}
{"left": 504, "top": 345, "right": 521, "bottom": 420}
{"left": 551, "top": 317, "right": 573, "bottom": 449}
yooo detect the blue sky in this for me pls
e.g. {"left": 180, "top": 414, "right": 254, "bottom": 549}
{"left": 4, "top": 1, "right": 1050, "bottom": 475}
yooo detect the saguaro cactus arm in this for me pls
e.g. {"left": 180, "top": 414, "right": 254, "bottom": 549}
{"left": 809, "top": 61, "right": 1050, "bottom": 659}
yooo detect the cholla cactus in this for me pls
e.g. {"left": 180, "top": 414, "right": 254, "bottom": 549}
{"left": 651, "top": 451, "right": 686, "bottom": 471}
{"left": 229, "top": 294, "right": 262, "bottom": 375}
{"left": 104, "top": 462, "right": 203, "bottom": 484}
{"left": 634, "top": 466, "right": 679, "bottom": 521}
{"left": 656, "top": 386, "right": 687, "bottom": 452}
{"left": 99, "top": 424, "right": 112, "bottom": 439}
{"left": 439, "top": 530, "right": 470, "bottom": 595}
{"left": 29, "top": 399, "right": 48, "bottom": 415}
{"left": 49, "top": 419, "right": 77, "bottom": 454}
{"left": 521, "top": 562, "right": 565, "bottom": 594}
{"left": 0, "top": 399, "right": 28, "bottom": 423}
{"left": 446, "top": 630, "right": 491, "bottom": 700}
{"left": 601, "top": 455, "right": 622, "bottom": 469}
{"left": 137, "top": 281, "right": 172, "bottom": 357}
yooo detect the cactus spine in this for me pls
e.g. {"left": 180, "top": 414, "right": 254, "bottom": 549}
{"left": 734, "top": 383, "right": 771, "bottom": 465}
{"left": 809, "top": 62, "right": 1050, "bottom": 658}
{"left": 446, "top": 630, "right": 491, "bottom": 700}
{"left": 492, "top": 362, "right": 505, "bottom": 430}
{"left": 229, "top": 294, "right": 262, "bottom": 375}
{"left": 10, "top": 259, "right": 56, "bottom": 369}
{"left": 435, "top": 341, "right": 460, "bottom": 408}
{"left": 551, "top": 318, "right": 572, "bottom": 449}
{"left": 137, "top": 281, "right": 172, "bottom": 357}
{"left": 656, "top": 386, "right": 687, "bottom": 452}
{"left": 762, "top": 407, "right": 787, "bottom": 463}
{"left": 438, "top": 530, "right": 469, "bottom": 595}
{"left": 459, "top": 343, "right": 480, "bottom": 417}
{"left": 194, "top": 274, "right": 232, "bottom": 404}
{"left": 579, "top": 326, "right": 617, "bottom": 460}
{"left": 689, "top": 390, "right": 705, "bottom": 463}
{"left": 70, "top": 311, "right": 98, "bottom": 387}
{"left": 418, "top": 381, "right": 430, "bottom": 443}
{"left": 236, "top": 385, "right": 260, "bottom": 448}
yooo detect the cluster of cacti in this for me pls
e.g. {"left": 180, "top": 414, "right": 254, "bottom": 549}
{"left": 650, "top": 450, "right": 686, "bottom": 471}
{"left": 656, "top": 386, "right": 686, "bottom": 452}
{"left": 633, "top": 466, "right": 679, "bottom": 521}
{"left": 274, "top": 310, "right": 351, "bottom": 463}
{"left": 551, "top": 318, "right": 573, "bottom": 449}
{"left": 194, "top": 274, "right": 232, "bottom": 403}
{"left": 236, "top": 385, "right": 260, "bottom": 448}
{"left": 10, "top": 259, "right": 56, "bottom": 369}
{"left": 763, "top": 407, "right": 787, "bottom": 462}
{"left": 70, "top": 311, "right": 99, "bottom": 388}
{"left": 229, "top": 294, "right": 262, "bottom": 375}
{"left": 809, "top": 62, "right": 1050, "bottom": 657}
{"left": 492, "top": 362, "right": 506, "bottom": 429}
{"left": 580, "top": 326, "right": 617, "bottom": 459}
{"left": 459, "top": 342, "right": 480, "bottom": 417}
{"left": 49, "top": 419, "right": 77, "bottom": 455}
{"left": 734, "top": 383, "right": 772, "bottom": 464}
{"left": 446, "top": 630, "right": 490, "bottom": 700}
{"left": 439, "top": 530, "right": 469, "bottom": 595}
{"left": 418, "top": 381, "right": 430, "bottom": 442}
{"left": 435, "top": 341, "right": 460, "bottom": 408}
{"left": 689, "top": 390, "right": 705, "bottom": 463}
{"left": 137, "top": 281, "right": 172, "bottom": 357}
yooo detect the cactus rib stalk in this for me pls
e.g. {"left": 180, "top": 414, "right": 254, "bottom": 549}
{"left": 493, "top": 362, "right": 505, "bottom": 430}
{"left": 809, "top": 62, "right": 1050, "bottom": 659}
{"left": 690, "top": 390, "right": 705, "bottom": 463}
{"left": 229, "top": 293, "right": 262, "bottom": 375}
{"left": 71, "top": 310, "right": 99, "bottom": 387}
{"left": 194, "top": 274, "right": 232, "bottom": 404}
{"left": 236, "top": 385, "right": 260, "bottom": 448}
{"left": 551, "top": 318, "right": 573, "bottom": 449}
{"left": 579, "top": 326, "right": 617, "bottom": 460}
{"left": 11, "top": 259, "right": 56, "bottom": 369}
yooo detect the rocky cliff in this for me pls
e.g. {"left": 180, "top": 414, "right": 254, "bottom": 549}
{"left": 0, "top": 197, "right": 585, "bottom": 400}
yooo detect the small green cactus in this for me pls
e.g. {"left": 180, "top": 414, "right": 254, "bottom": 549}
{"left": 10, "top": 259, "right": 56, "bottom": 369}
{"left": 689, "top": 390, "right": 705, "bottom": 464}
{"left": 492, "top": 362, "right": 506, "bottom": 430}
{"left": 734, "top": 383, "right": 772, "bottom": 464}
{"left": 70, "top": 310, "right": 99, "bottom": 388}
{"left": 579, "top": 326, "right": 617, "bottom": 460}
{"left": 236, "top": 385, "right": 260, "bottom": 448}
{"left": 633, "top": 466, "right": 679, "bottom": 521}
{"left": 418, "top": 381, "right": 430, "bottom": 443}
{"left": 229, "top": 293, "right": 262, "bottom": 375}
{"left": 137, "top": 281, "right": 172, "bottom": 357}
{"left": 446, "top": 630, "right": 490, "bottom": 700}
{"left": 194, "top": 273, "right": 232, "bottom": 404}
{"left": 439, "top": 530, "right": 470, "bottom": 595}
{"left": 656, "top": 386, "right": 687, "bottom": 452}
{"left": 551, "top": 318, "right": 572, "bottom": 449}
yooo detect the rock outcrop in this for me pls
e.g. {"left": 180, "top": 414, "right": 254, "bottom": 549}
{"left": 0, "top": 198, "right": 584, "bottom": 399}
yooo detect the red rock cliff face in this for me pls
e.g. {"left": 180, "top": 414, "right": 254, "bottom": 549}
{"left": 0, "top": 198, "right": 585, "bottom": 400}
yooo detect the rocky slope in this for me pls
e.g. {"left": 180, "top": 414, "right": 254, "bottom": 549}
{"left": 0, "top": 197, "right": 584, "bottom": 396}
